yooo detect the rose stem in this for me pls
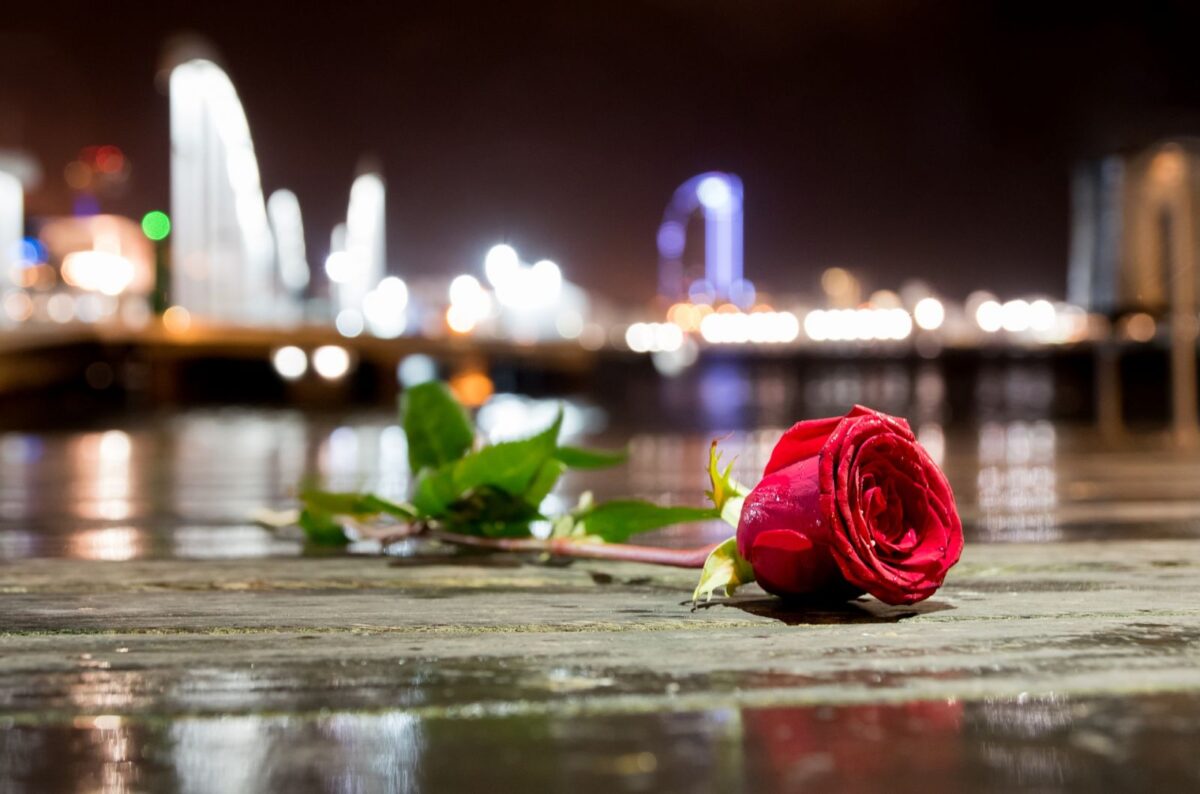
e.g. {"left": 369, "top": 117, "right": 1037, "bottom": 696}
{"left": 426, "top": 530, "right": 719, "bottom": 569}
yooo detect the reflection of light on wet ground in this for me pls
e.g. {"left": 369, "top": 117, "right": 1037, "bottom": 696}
{"left": 1, "top": 692, "right": 1188, "bottom": 792}
{"left": 167, "top": 712, "right": 424, "bottom": 794}
{"left": 975, "top": 421, "right": 1060, "bottom": 541}
{"left": 68, "top": 526, "right": 141, "bottom": 561}
{"left": 74, "top": 430, "right": 133, "bottom": 521}
{"left": 172, "top": 526, "right": 299, "bottom": 559}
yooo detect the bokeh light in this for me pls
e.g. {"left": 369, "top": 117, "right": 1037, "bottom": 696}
{"left": 141, "top": 210, "right": 171, "bottom": 241}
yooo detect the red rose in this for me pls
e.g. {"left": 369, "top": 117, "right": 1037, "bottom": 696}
{"left": 736, "top": 406, "right": 963, "bottom": 605}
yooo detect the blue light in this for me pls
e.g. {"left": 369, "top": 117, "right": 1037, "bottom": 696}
{"left": 696, "top": 175, "right": 732, "bottom": 209}
{"left": 73, "top": 195, "right": 100, "bottom": 217}
{"left": 657, "top": 172, "right": 744, "bottom": 303}
{"left": 656, "top": 221, "right": 686, "bottom": 259}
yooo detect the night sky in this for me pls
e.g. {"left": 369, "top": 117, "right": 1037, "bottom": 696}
{"left": 3, "top": 1, "right": 1200, "bottom": 302}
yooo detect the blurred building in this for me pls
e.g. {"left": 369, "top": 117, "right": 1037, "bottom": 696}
{"left": 1069, "top": 140, "right": 1200, "bottom": 316}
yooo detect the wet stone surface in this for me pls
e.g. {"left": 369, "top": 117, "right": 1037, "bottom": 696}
{"left": 2, "top": 409, "right": 1200, "bottom": 791}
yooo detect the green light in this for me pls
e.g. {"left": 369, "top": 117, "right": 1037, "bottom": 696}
{"left": 141, "top": 210, "right": 171, "bottom": 241}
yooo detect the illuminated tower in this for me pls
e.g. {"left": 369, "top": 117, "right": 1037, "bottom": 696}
{"left": 267, "top": 189, "right": 310, "bottom": 300}
{"left": 1069, "top": 140, "right": 1200, "bottom": 445}
{"left": 326, "top": 171, "right": 386, "bottom": 318}
{"left": 0, "top": 151, "right": 37, "bottom": 279}
{"left": 167, "top": 50, "right": 279, "bottom": 323}
{"left": 0, "top": 169, "right": 20, "bottom": 276}
{"left": 657, "top": 171, "right": 752, "bottom": 306}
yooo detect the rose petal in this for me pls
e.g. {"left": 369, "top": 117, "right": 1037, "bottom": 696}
{"left": 749, "top": 528, "right": 853, "bottom": 599}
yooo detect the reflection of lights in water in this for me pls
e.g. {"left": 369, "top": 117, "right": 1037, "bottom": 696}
{"left": 172, "top": 716, "right": 273, "bottom": 794}
{"left": 651, "top": 337, "right": 699, "bottom": 377}
{"left": 0, "top": 529, "right": 37, "bottom": 559}
{"left": 699, "top": 361, "right": 753, "bottom": 430}
{"left": 67, "top": 713, "right": 138, "bottom": 794}
{"left": 976, "top": 421, "right": 1059, "bottom": 541}
{"left": 917, "top": 423, "right": 946, "bottom": 467}
{"left": 170, "top": 411, "right": 310, "bottom": 521}
{"left": 172, "top": 526, "right": 299, "bottom": 558}
{"left": 974, "top": 695, "right": 1075, "bottom": 787}
{"left": 69, "top": 526, "right": 141, "bottom": 561}
{"left": 271, "top": 346, "right": 308, "bottom": 380}
{"left": 975, "top": 364, "right": 1055, "bottom": 418}
{"left": 804, "top": 365, "right": 911, "bottom": 418}
{"left": 628, "top": 431, "right": 769, "bottom": 496}
{"left": 476, "top": 393, "right": 603, "bottom": 442}
{"left": 0, "top": 434, "right": 41, "bottom": 521}
{"left": 913, "top": 365, "right": 946, "bottom": 421}
{"left": 323, "top": 427, "right": 361, "bottom": 482}
{"left": 73, "top": 430, "right": 133, "bottom": 522}
{"left": 169, "top": 711, "right": 424, "bottom": 794}
{"left": 378, "top": 425, "right": 410, "bottom": 497}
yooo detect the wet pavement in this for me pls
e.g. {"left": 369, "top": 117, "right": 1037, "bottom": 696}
{"left": 3, "top": 404, "right": 1200, "bottom": 792}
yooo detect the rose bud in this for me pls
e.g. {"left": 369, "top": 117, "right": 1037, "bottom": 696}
{"left": 736, "top": 406, "right": 963, "bottom": 605}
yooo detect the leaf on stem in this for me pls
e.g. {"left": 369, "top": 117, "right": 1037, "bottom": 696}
{"left": 706, "top": 439, "right": 751, "bottom": 528}
{"left": 692, "top": 536, "right": 755, "bottom": 604}
{"left": 298, "top": 508, "right": 351, "bottom": 545}
{"left": 553, "top": 445, "right": 628, "bottom": 469}
{"left": 401, "top": 381, "right": 475, "bottom": 472}
{"left": 452, "top": 410, "right": 563, "bottom": 497}
{"left": 574, "top": 500, "right": 719, "bottom": 544}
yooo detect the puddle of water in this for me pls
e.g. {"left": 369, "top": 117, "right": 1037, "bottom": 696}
{"left": 2, "top": 692, "right": 1198, "bottom": 793}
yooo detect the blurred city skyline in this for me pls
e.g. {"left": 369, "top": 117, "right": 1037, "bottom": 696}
{"left": 3, "top": 1, "right": 1200, "bottom": 301}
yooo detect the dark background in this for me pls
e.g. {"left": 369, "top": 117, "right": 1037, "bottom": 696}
{"left": 3, "top": 0, "right": 1199, "bottom": 301}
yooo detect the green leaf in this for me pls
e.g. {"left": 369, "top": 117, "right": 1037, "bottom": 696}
{"left": 452, "top": 410, "right": 562, "bottom": 497}
{"left": 444, "top": 486, "right": 544, "bottom": 537}
{"left": 692, "top": 536, "right": 755, "bottom": 603}
{"left": 300, "top": 490, "right": 415, "bottom": 521}
{"left": 706, "top": 439, "right": 751, "bottom": 528}
{"left": 553, "top": 445, "right": 628, "bottom": 469}
{"left": 298, "top": 508, "right": 350, "bottom": 545}
{"left": 402, "top": 381, "right": 475, "bottom": 472}
{"left": 575, "top": 500, "right": 719, "bottom": 544}
{"left": 412, "top": 464, "right": 460, "bottom": 516}
{"left": 524, "top": 459, "right": 567, "bottom": 508}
